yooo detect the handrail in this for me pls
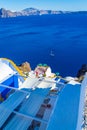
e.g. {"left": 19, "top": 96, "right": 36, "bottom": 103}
{"left": 0, "top": 58, "right": 25, "bottom": 80}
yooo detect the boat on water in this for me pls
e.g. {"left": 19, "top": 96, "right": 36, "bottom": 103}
{"left": 0, "top": 58, "right": 87, "bottom": 130}
{"left": 50, "top": 50, "right": 55, "bottom": 57}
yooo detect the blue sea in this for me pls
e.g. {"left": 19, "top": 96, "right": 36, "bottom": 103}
{"left": 0, "top": 14, "right": 87, "bottom": 77}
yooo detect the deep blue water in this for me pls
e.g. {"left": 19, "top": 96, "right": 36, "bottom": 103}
{"left": 0, "top": 14, "right": 87, "bottom": 77}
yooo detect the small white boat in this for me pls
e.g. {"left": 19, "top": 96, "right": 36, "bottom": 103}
{"left": 50, "top": 50, "right": 55, "bottom": 56}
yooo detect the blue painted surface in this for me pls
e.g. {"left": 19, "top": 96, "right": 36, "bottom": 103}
{"left": 47, "top": 83, "right": 82, "bottom": 130}
{"left": 76, "top": 80, "right": 86, "bottom": 130}
{"left": 60, "top": 79, "right": 66, "bottom": 83}
{"left": 0, "top": 75, "right": 18, "bottom": 99}
{"left": 13, "top": 75, "right": 19, "bottom": 88}
{"left": 0, "top": 88, "right": 50, "bottom": 129}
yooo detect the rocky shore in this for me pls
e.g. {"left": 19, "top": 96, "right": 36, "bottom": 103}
{"left": 0, "top": 8, "right": 87, "bottom": 18}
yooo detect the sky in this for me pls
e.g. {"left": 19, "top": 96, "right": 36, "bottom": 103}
{"left": 0, "top": 0, "right": 87, "bottom": 11}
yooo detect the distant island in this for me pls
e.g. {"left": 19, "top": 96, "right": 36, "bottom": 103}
{"left": 0, "top": 7, "right": 87, "bottom": 18}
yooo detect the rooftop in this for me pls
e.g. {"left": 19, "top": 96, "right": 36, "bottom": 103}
{"left": 0, "top": 58, "right": 87, "bottom": 130}
{"left": 0, "top": 74, "right": 86, "bottom": 130}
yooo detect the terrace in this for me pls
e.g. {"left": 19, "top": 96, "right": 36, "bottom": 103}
{"left": 0, "top": 73, "right": 86, "bottom": 130}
